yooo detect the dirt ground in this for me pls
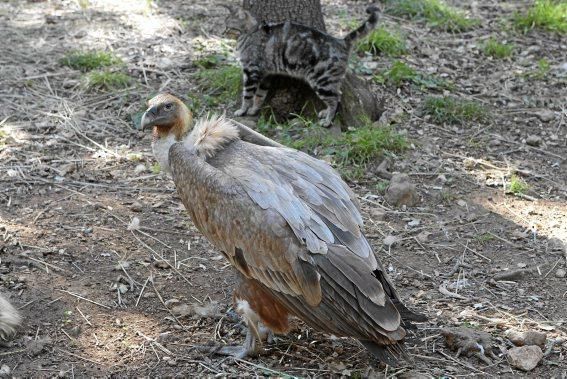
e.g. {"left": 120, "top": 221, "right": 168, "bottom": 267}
{"left": 1, "top": 0, "right": 566, "bottom": 377}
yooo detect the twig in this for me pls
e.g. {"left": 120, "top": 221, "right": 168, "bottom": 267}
{"left": 57, "top": 289, "right": 111, "bottom": 309}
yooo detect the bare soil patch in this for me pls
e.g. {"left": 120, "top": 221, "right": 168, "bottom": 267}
{"left": 1, "top": 0, "right": 565, "bottom": 377}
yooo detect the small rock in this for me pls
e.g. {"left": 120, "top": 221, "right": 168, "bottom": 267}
{"left": 383, "top": 235, "right": 399, "bottom": 247}
{"left": 130, "top": 201, "right": 144, "bottom": 212}
{"left": 384, "top": 173, "right": 419, "bottom": 207}
{"left": 505, "top": 329, "right": 547, "bottom": 348}
{"left": 525, "top": 135, "right": 542, "bottom": 147}
{"left": 193, "top": 301, "right": 221, "bottom": 318}
{"left": 457, "top": 199, "right": 467, "bottom": 207}
{"left": 153, "top": 260, "right": 170, "bottom": 269}
{"left": 171, "top": 304, "right": 193, "bottom": 318}
{"left": 534, "top": 110, "right": 555, "bottom": 122}
{"left": 113, "top": 261, "right": 131, "bottom": 271}
{"left": 68, "top": 326, "right": 82, "bottom": 337}
{"left": 164, "top": 298, "right": 180, "bottom": 307}
{"left": 407, "top": 219, "right": 420, "bottom": 227}
{"left": 548, "top": 238, "right": 565, "bottom": 253}
{"left": 369, "top": 208, "right": 385, "bottom": 221}
{"left": 507, "top": 345, "right": 543, "bottom": 371}
{"left": 134, "top": 164, "right": 146, "bottom": 174}
{"left": 127, "top": 217, "right": 140, "bottom": 231}
{"left": 0, "top": 364, "right": 11, "bottom": 378}
{"left": 555, "top": 268, "right": 566, "bottom": 278}
{"left": 27, "top": 337, "right": 52, "bottom": 357}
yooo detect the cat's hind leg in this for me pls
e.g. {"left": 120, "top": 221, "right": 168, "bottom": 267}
{"left": 248, "top": 79, "right": 271, "bottom": 116}
{"left": 315, "top": 87, "right": 340, "bottom": 128}
{"left": 235, "top": 68, "right": 262, "bottom": 116}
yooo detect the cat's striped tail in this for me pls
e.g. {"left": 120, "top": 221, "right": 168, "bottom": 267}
{"left": 344, "top": 6, "right": 380, "bottom": 46}
{"left": 0, "top": 293, "right": 21, "bottom": 340}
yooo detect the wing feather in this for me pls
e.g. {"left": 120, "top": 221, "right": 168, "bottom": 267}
{"left": 169, "top": 136, "right": 411, "bottom": 345}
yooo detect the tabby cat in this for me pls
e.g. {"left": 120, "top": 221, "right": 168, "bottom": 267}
{"left": 224, "top": 6, "right": 380, "bottom": 127}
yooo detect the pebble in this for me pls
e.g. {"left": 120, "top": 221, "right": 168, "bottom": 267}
{"left": 525, "top": 135, "right": 542, "bottom": 147}
{"left": 534, "top": 110, "right": 555, "bottom": 122}
{"left": 507, "top": 345, "right": 543, "bottom": 371}
{"left": 0, "top": 365, "right": 11, "bottom": 378}
{"left": 134, "top": 164, "right": 146, "bottom": 174}
{"left": 505, "top": 329, "right": 547, "bottom": 349}
{"left": 555, "top": 268, "right": 566, "bottom": 278}
{"left": 384, "top": 173, "right": 419, "bottom": 207}
{"left": 369, "top": 208, "right": 385, "bottom": 221}
{"left": 130, "top": 201, "right": 144, "bottom": 212}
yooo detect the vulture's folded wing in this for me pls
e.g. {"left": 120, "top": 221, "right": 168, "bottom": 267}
{"left": 169, "top": 137, "right": 411, "bottom": 348}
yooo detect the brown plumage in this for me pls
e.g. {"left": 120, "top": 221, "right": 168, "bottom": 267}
{"left": 141, "top": 93, "right": 425, "bottom": 364}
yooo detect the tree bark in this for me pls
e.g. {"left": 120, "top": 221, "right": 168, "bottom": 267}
{"left": 242, "top": 0, "right": 382, "bottom": 130}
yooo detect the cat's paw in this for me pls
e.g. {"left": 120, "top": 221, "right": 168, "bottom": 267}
{"left": 234, "top": 108, "right": 248, "bottom": 117}
{"left": 317, "top": 110, "right": 333, "bottom": 128}
{"left": 247, "top": 107, "right": 261, "bottom": 116}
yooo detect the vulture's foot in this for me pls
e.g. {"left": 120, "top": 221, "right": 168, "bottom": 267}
{"left": 196, "top": 326, "right": 260, "bottom": 359}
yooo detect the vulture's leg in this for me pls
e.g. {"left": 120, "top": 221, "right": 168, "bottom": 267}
{"left": 215, "top": 321, "right": 259, "bottom": 358}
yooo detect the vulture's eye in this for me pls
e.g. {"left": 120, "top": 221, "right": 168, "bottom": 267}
{"left": 164, "top": 103, "right": 174, "bottom": 111}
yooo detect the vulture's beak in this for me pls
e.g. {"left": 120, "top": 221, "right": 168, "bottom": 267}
{"left": 141, "top": 106, "right": 166, "bottom": 131}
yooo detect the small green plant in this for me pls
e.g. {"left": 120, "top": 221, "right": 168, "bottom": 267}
{"left": 535, "top": 58, "right": 551, "bottom": 78}
{"left": 440, "top": 190, "right": 457, "bottom": 203}
{"left": 86, "top": 71, "right": 131, "bottom": 90}
{"left": 193, "top": 64, "right": 241, "bottom": 106}
{"left": 0, "top": 128, "right": 7, "bottom": 148}
{"left": 474, "top": 232, "right": 494, "bottom": 244}
{"left": 357, "top": 27, "right": 406, "bottom": 56}
{"left": 384, "top": 0, "right": 478, "bottom": 31}
{"left": 482, "top": 38, "right": 515, "bottom": 58}
{"left": 377, "top": 61, "right": 418, "bottom": 86}
{"left": 194, "top": 54, "right": 225, "bottom": 69}
{"left": 151, "top": 163, "right": 161, "bottom": 174}
{"left": 375, "top": 179, "right": 390, "bottom": 194}
{"left": 509, "top": 175, "right": 529, "bottom": 195}
{"left": 514, "top": 0, "right": 567, "bottom": 33}
{"left": 374, "top": 61, "right": 450, "bottom": 89}
{"left": 258, "top": 116, "right": 407, "bottom": 179}
{"left": 424, "top": 96, "right": 488, "bottom": 124}
{"left": 62, "top": 50, "right": 121, "bottom": 71}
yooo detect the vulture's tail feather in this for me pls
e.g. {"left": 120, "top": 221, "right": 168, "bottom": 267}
{"left": 391, "top": 299, "right": 427, "bottom": 329}
{"left": 359, "top": 340, "right": 411, "bottom": 366}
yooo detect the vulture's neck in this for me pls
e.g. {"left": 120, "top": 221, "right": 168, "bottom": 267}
{"left": 184, "top": 114, "right": 240, "bottom": 158}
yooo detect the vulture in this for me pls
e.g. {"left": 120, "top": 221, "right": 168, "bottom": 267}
{"left": 0, "top": 293, "right": 21, "bottom": 340}
{"left": 141, "top": 93, "right": 425, "bottom": 364}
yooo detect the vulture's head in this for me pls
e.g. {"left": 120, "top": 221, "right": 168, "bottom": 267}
{"left": 142, "top": 93, "right": 193, "bottom": 172}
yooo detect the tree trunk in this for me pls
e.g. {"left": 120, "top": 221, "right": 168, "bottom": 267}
{"left": 242, "top": 0, "right": 383, "bottom": 130}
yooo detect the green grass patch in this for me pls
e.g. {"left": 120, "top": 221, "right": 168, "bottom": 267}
{"left": 474, "top": 232, "right": 494, "bottom": 244}
{"left": 384, "top": 0, "right": 478, "bottom": 31}
{"left": 151, "top": 163, "right": 161, "bottom": 174}
{"left": 508, "top": 175, "right": 529, "bottom": 195}
{"left": 0, "top": 128, "right": 7, "bottom": 148}
{"left": 193, "top": 64, "right": 241, "bottom": 107}
{"left": 514, "top": 0, "right": 567, "bottom": 33}
{"left": 424, "top": 96, "right": 488, "bottom": 124}
{"left": 374, "top": 61, "right": 451, "bottom": 89}
{"left": 62, "top": 50, "right": 121, "bottom": 71}
{"left": 357, "top": 27, "right": 406, "bottom": 56}
{"left": 482, "top": 38, "right": 515, "bottom": 58}
{"left": 258, "top": 115, "right": 407, "bottom": 179}
{"left": 86, "top": 71, "right": 131, "bottom": 90}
